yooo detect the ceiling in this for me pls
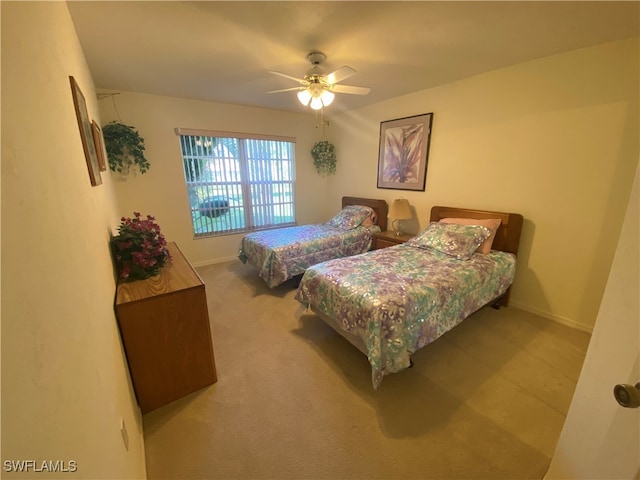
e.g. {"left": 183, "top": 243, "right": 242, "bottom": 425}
{"left": 67, "top": 1, "right": 640, "bottom": 115}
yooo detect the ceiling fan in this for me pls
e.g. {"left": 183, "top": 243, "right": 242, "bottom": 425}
{"left": 268, "top": 51, "right": 371, "bottom": 110}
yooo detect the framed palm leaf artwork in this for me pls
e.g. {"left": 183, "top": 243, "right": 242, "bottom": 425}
{"left": 377, "top": 113, "right": 433, "bottom": 191}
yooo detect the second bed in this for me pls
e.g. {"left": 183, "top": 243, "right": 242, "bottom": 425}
{"left": 238, "top": 196, "right": 388, "bottom": 287}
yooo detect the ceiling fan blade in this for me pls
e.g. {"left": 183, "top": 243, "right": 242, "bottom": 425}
{"left": 269, "top": 70, "right": 307, "bottom": 85}
{"left": 331, "top": 84, "right": 371, "bottom": 95}
{"left": 267, "top": 87, "right": 304, "bottom": 94}
{"left": 324, "top": 66, "right": 357, "bottom": 85}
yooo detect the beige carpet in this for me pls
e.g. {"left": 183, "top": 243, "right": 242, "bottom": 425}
{"left": 143, "top": 260, "right": 590, "bottom": 480}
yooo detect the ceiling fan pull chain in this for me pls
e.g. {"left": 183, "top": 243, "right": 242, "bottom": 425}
{"left": 315, "top": 109, "right": 330, "bottom": 135}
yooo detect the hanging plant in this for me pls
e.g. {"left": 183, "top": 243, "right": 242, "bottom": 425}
{"left": 311, "top": 140, "right": 336, "bottom": 176}
{"left": 102, "top": 121, "right": 150, "bottom": 174}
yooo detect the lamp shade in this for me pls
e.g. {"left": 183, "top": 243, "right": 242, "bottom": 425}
{"left": 389, "top": 198, "right": 411, "bottom": 219}
{"left": 310, "top": 96, "right": 324, "bottom": 110}
{"left": 297, "top": 90, "right": 312, "bottom": 106}
{"left": 320, "top": 89, "right": 335, "bottom": 106}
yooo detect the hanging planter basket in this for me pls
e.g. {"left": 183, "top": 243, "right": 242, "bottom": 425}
{"left": 102, "top": 121, "right": 150, "bottom": 174}
{"left": 311, "top": 140, "right": 336, "bottom": 176}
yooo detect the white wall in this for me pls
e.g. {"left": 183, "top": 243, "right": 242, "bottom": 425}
{"left": 545, "top": 162, "right": 639, "bottom": 479}
{"left": 1, "top": 3, "right": 146, "bottom": 478}
{"left": 327, "top": 38, "right": 639, "bottom": 332}
{"left": 98, "top": 91, "right": 326, "bottom": 266}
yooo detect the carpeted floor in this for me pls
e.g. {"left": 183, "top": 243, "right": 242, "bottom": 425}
{"left": 143, "top": 260, "right": 590, "bottom": 480}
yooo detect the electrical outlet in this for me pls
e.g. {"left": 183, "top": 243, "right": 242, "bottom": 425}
{"left": 120, "top": 417, "right": 129, "bottom": 451}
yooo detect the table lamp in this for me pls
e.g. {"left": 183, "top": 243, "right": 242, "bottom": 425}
{"left": 389, "top": 198, "right": 412, "bottom": 236}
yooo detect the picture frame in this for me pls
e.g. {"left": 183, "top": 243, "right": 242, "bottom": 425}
{"left": 91, "top": 120, "right": 108, "bottom": 172}
{"left": 69, "top": 76, "right": 102, "bottom": 186}
{"left": 377, "top": 112, "right": 433, "bottom": 191}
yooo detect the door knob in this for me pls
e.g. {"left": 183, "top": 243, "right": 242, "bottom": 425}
{"left": 613, "top": 382, "right": 640, "bottom": 408}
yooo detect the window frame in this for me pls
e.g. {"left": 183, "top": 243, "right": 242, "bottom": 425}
{"left": 175, "top": 127, "right": 296, "bottom": 238}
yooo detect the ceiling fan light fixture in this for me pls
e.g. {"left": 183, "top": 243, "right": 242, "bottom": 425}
{"left": 299, "top": 84, "right": 333, "bottom": 109}
{"left": 320, "top": 89, "right": 335, "bottom": 107}
{"left": 297, "top": 89, "right": 312, "bottom": 106}
{"left": 310, "top": 96, "right": 324, "bottom": 110}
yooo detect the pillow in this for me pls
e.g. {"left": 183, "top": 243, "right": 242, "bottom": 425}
{"left": 439, "top": 217, "right": 502, "bottom": 254}
{"left": 361, "top": 210, "right": 378, "bottom": 228}
{"left": 406, "top": 222, "right": 492, "bottom": 260}
{"left": 326, "top": 205, "right": 376, "bottom": 230}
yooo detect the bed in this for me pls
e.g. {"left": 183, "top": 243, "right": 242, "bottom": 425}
{"left": 238, "top": 196, "right": 388, "bottom": 288}
{"left": 295, "top": 205, "right": 524, "bottom": 388}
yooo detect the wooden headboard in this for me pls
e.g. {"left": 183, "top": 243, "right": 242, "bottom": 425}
{"left": 342, "top": 196, "right": 389, "bottom": 231}
{"left": 430, "top": 206, "right": 523, "bottom": 256}
{"left": 431, "top": 206, "right": 523, "bottom": 307}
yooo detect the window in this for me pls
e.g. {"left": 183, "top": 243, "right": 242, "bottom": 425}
{"left": 176, "top": 129, "right": 296, "bottom": 237}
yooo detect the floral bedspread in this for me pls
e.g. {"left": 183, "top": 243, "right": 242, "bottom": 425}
{"left": 295, "top": 244, "right": 517, "bottom": 388}
{"left": 238, "top": 224, "right": 380, "bottom": 288}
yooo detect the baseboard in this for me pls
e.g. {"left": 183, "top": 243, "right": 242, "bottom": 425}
{"left": 509, "top": 300, "right": 593, "bottom": 334}
{"left": 191, "top": 255, "right": 239, "bottom": 268}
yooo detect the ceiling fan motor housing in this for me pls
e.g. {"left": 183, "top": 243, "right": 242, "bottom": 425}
{"left": 307, "top": 51, "right": 326, "bottom": 65}
{"left": 305, "top": 52, "right": 326, "bottom": 77}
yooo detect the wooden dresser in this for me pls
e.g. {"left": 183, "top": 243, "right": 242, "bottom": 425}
{"left": 372, "top": 230, "right": 415, "bottom": 250}
{"left": 115, "top": 242, "right": 217, "bottom": 413}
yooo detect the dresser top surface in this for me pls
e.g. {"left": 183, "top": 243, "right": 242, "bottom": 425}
{"left": 115, "top": 242, "right": 203, "bottom": 305}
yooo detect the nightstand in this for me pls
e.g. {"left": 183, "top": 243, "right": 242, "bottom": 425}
{"left": 372, "top": 230, "right": 415, "bottom": 250}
